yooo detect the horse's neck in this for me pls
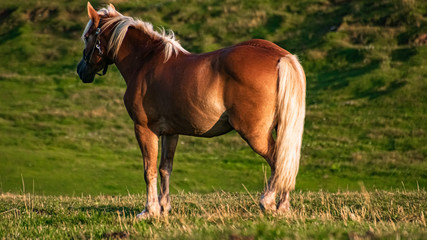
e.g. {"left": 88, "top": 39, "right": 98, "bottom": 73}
{"left": 114, "top": 28, "right": 164, "bottom": 85}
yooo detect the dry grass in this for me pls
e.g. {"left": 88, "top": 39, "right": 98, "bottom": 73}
{"left": 1, "top": 190, "right": 425, "bottom": 239}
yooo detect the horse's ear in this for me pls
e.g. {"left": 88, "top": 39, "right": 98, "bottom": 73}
{"left": 87, "top": 2, "right": 100, "bottom": 27}
{"left": 109, "top": 3, "right": 116, "bottom": 11}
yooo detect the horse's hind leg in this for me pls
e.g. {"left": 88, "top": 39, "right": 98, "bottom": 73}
{"left": 229, "top": 116, "right": 277, "bottom": 212}
{"left": 159, "top": 134, "right": 179, "bottom": 214}
{"left": 243, "top": 131, "right": 277, "bottom": 212}
{"left": 256, "top": 137, "right": 278, "bottom": 213}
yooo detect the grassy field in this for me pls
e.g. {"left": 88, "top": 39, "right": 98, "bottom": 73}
{"left": 1, "top": 190, "right": 426, "bottom": 239}
{"left": 0, "top": 0, "right": 426, "bottom": 238}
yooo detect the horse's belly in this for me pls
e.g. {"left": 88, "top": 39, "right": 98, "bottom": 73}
{"left": 198, "top": 117, "right": 233, "bottom": 137}
{"left": 176, "top": 111, "right": 233, "bottom": 138}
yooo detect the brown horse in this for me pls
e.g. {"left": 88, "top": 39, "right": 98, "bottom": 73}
{"left": 77, "top": 3, "right": 306, "bottom": 219}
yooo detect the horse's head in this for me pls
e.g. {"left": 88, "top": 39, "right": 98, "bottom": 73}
{"left": 77, "top": 2, "right": 115, "bottom": 83}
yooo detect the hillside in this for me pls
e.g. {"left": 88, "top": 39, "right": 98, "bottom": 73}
{"left": 0, "top": 0, "right": 426, "bottom": 195}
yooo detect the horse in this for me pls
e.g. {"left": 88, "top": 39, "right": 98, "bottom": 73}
{"left": 77, "top": 2, "right": 306, "bottom": 219}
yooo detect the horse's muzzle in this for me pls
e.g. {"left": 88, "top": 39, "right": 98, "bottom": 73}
{"left": 77, "top": 59, "right": 95, "bottom": 83}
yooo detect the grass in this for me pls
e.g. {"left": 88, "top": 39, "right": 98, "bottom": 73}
{"left": 0, "top": 189, "right": 426, "bottom": 239}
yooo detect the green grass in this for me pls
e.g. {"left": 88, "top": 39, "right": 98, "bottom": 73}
{"left": 0, "top": 190, "right": 426, "bottom": 239}
{"left": 0, "top": 0, "right": 426, "bottom": 195}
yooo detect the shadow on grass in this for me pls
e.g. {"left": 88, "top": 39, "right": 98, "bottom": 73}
{"left": 0, "top": 26, "right": 22, "bottom": 45}
{"left": 72, "top": 205, "right": 141, "bottom": 217}
{"left": 315, "top": 60, "right": 380, "bottom": 92}
{"left": 277, "top": 1, "right": 353, "bottom": 52}
{"left": 356, "top": 79, "right": 407, "bottom": 100}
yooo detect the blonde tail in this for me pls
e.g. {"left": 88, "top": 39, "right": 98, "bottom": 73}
{"left": 272, "top": 55, "right": 306, "bottom": 193}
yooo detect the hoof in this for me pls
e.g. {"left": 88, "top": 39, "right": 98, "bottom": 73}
{"left": 159, "top": 200, "right": 171, "bottom": 215}
{"left": 160, "top": 207, "right": 171, "bottom": 216}
{"left": 136, "top": 209, "right": 159, "bottom": 220}
{"left": 276, "top": 201, "right": 290, "bottom": 215}
{"left": 259, "top": 202, "right": 277, "bottom": 213}
{"left": 259, "top": 195, "right": 277, "bottom": 213}
{"left": 136, "top": 210, "right": 151, "bottom": 220}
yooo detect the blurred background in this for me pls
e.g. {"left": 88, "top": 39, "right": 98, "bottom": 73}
{"left": 0, "top": 0, "right": 425, "bottom": 196}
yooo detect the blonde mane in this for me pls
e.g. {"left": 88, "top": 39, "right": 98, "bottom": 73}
{"left": 82, "top": 5, "right": 189, "bottom": 62}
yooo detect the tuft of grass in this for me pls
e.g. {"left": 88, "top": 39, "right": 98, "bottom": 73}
{"left": 0, "top": 190, "right": 426, "bottom": 239}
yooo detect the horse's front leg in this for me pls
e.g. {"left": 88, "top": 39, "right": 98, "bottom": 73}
{"left": 159, "top": 134, "right": 179, "bottom": 215}
{"left": 134, "top": 124, "right": 161, "bottom": 219}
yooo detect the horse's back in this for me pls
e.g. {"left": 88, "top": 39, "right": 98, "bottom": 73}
{"left": 234, "top": 39, "right": 290, "bottom": 55}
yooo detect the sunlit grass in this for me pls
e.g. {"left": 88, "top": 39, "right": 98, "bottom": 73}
{"left": 0, "top": 190, "right": 425, "bottom": 239}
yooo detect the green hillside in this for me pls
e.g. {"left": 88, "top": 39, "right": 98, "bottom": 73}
{"left": 0, "top": 0, "right": 426, "bottom": 195}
